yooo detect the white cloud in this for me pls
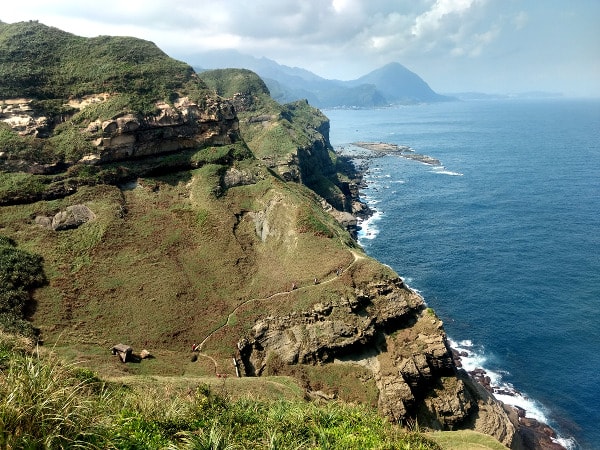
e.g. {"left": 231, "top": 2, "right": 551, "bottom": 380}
{"left": 513, "top": 11, "right": 528, "bottom": 30}
{"left": 2, "top": 0, "right": 598, "bottom": 95}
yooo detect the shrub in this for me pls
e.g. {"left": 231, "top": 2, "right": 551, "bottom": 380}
{"left": 0, "top": 236, "right": 46, "bottom": 337}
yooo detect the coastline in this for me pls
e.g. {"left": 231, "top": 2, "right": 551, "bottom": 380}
{"left": 337, "top": 143, "right": 570, "bottom": 450}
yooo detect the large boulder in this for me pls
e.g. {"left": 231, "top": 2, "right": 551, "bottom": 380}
{"left": 35, "top": 204, "right": 96, "bottom": 231}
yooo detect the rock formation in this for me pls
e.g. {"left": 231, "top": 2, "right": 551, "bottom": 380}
{"left": 35, "top": 204, "right": 96, "bottom": 231}
{"left": 237, "top": 276, "right": 519, "bottom": 447}
{"left": 87, "top": 97, "right": 239, "bottom": 164}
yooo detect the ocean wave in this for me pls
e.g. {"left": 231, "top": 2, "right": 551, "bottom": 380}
{"left": 431, "top": 166, "right": 463, "bottom": 176}
{"left": 357, "top": 210, "right": 383, "bottom": 243}
{"left": 360, "top": 196, "right": 380, "bottom": 205}
{"left": 553, "top": 437, "right": 579, "bottom": 450}
{"left": 447, "top": 338, "right": 579, "bottom": 448}
{"left": 448, "top": 338, "right": 548, "bottom": 423}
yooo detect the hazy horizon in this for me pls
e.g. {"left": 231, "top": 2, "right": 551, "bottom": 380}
{"left": 2, "top": 1, "right": 599, "bottom": 98}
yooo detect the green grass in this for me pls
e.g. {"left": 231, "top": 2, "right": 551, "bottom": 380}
{"left": 427, "top": 430, "right": 508, "bottom": 450}
{"left": 0, "top": 172, "right": 48, "bottom": 204}
{"left": 0, "top": 332, "right": 443, "bottom": 449}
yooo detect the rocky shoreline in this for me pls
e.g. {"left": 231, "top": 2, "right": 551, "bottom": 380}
{"left": 337, "top": 144, "right": 569, "bottom": 450}
{"left": 453, "top": 353, "right": 568, "bottom": 450}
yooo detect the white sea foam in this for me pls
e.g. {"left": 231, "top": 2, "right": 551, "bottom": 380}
{"left": 553, "top": 436, "right": 579, "bottom": 450}
{"left": 448, "top": 338, "right": 551, "bottom": 425}
{"left": 361, "top": 196, "right": 380, "bottom": 205}
{"left": 357, "top": 210, "right": 383, "bottom": 243}
{"left": 431, "top": 166, "right": 463, "bottom": 176}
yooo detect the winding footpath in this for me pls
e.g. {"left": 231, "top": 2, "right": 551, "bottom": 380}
{"left": 197, "top": 249, "right": 365, "bottom": 374}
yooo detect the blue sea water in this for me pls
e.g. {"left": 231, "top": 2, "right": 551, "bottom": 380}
{"left": 325, "top": 99, "right": 600, "bottom": 450}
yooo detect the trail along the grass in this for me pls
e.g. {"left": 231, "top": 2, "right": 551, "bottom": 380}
{"left": 197, "top": 250, "right": 365, "bottom": 374}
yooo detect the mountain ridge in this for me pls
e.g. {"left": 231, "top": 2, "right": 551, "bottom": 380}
{"left": 186, "top": 49, "right": 453, "bottom": 107}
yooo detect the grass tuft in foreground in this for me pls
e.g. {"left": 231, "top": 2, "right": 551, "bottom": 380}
{"left": 0, "top": 332, "right": 441, "bottom": 449}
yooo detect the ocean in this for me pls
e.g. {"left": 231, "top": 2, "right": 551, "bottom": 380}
{"left": 325, "top": 98, "right": 600, "bottom": 450}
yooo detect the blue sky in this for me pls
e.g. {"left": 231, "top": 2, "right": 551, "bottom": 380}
{"left": 3, "top": 0, "right": 599, "bottom": 96}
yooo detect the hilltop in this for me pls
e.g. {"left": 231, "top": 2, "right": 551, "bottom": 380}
{"left": 0, "top": 21, "right": 526, "bottom": 448}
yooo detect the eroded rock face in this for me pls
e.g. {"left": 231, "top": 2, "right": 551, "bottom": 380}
{"left": 0, "top": 95, "right": 241, "bottom": 165}
{"left": 0, "top": 99, "right": 50, "bottom": 137}
{"left": 237, "top": 278, "right": 518, "bottom": 446}
{"left": 92, "top": 97, "right": 240, "bottom": 163}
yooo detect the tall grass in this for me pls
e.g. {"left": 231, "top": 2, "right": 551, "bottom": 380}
{"left": 0, "top": 333, "right": 441, "bottom": 449}
{"left": 0, "top": 334, "right": 112, "bottom": 448}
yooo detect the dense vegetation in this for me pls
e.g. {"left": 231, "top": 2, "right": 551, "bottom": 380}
{"left": 199, "top": 68, "right": 271, "bottom": 99}
{"left": 0, "top": 235, "right": 45, "bottom": 338}
{"left": 0, "top": 21, "right": 205, "bottom": 107}
{"left": 0, "top": 332, "right": 441, "bottom": 449}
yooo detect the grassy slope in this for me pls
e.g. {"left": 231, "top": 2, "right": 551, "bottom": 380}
{"left": 0, "top": 20, "right": 198, "bottom": 102}
{"left": 3, "top": 163, "right": 360, "bottom": 377}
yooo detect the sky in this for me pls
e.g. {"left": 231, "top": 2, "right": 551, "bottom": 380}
{"left": 2, "top": 0, "right": 599, "bottom": 97}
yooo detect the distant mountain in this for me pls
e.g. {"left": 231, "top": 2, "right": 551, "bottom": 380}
{"left": 346, "top": 62, "right": 452, "bottom": 103}
{"left": 183, "top": 50, "right": 452, "bottom": 107}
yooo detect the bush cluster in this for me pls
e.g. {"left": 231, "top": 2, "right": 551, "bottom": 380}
{"left": 0, "top": 235, "right": 46, "bottom": 338}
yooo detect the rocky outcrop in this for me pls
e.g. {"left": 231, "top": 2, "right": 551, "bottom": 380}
{"left": 35, "top": 204, "right": 96, "bottom": 231}
{"left": 458, "top": 373, "right": 522, "bottom": 448}
{"left": 237, "top": 276, "right": 518, "bottom": 446}
{"left": 0, "top": 99, "right": 50, "bottom": 137}
{"left": 86, "top": 96, "right": 240, "bottom": 164}
{"left": 237, "top": 278, "right": 419, "bottom": 373}
{"left": 1, "top": 95, "right": 241, "bottom": 167}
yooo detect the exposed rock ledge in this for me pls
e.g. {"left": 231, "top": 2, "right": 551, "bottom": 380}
{"left": 0, "top": 95, "right": 241, "bottom": 167}
{"left": 352, "top": 141, "right": 442, "bottom": 166}
{"left": 237, "top": 276, "right": 518, "bottom": 447}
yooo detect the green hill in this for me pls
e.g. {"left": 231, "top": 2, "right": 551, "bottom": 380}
{"left": 0, "top": 20, "right": 199, "bottom": 106}
{"left": 0, "top": 21, "right": 518, "bottom": 449}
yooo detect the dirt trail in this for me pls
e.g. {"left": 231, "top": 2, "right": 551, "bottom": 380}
{"left": 197, "top": 249, "right": 365, "bottom": 373}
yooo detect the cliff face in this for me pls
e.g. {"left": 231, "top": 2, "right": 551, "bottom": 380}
{"left": 85, "top": 97, "right": 239, "bottom": 164}
{"left": 236, "top": 271, "right": 517, "bottom": 446}
{"left": 1, "top": 95, "right": 240, "bottom": 171}
{"left": 227, "top": 91, "right": 363, "bottom": 218}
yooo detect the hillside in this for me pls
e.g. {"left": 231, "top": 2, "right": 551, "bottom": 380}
{"left": 0, "top": 21, "right": 522, "bottom": 448}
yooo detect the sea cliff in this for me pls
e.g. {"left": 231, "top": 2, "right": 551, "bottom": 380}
{"left": 0, "top": 21, "right": 560, "bottom": 449}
